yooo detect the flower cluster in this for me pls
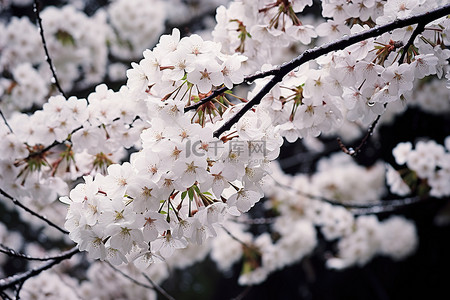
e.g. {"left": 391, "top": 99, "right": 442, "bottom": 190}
{"left": 213, "top": 0, "right": 316, "bottom": 73}
{"left": 0, "top": 1, "right": 166, "bottom": 113}
{"left": 210, "top": 0, "right": 449, "bottom": 144}
{"left": 61, "top": 28, "right": 283, "bottom": 267}
{"left": 108, "top": 0, "right": 166, "bottom": 59}
{"left": 126, "top": 28, "right": 246, "bottom": 99}
{"left": 387, "top": 137, "right": 450, "bottom": 198}
{"left": 208, "top": 155, "right": 418, "bottom": 285}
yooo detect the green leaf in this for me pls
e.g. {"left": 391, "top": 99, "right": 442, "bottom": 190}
{"left": 55, "top": 30, "right": 76, "bottom": 47}
{"left": 192, "top": 185, "right": 201, "bottom": 194}
{"left": 188, "top": 187, "right": 194, "bottom": 201}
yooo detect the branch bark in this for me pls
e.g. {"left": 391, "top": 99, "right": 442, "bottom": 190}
{"left": 0, "top": 243, "right": 75, "bottom": 261}
{"left": 0, "top": 247, "right": 79, "bottom": 291}
{"left": 0, "top": 188, "right": 69, "bottom": 235}
{"left": 34, "top": 0, "right": 67, "bottom": 99}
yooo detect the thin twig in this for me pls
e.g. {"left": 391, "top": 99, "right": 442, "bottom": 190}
{"left": 270, "top": 174, "right": 423, "bottom": 213}
{"left": 399, "top": 22, "right": 427, "bottom": 64}
{"left": 0, "top": 188, "right": 69, "bottom": 235}
{"left": 183, "top": 69, "right": 279, "bottom": 112}
{"left": 212, "top": 4, "right": 450, "bottom": 138}
{"left": 26, "top": 140, "right": 62, "bottom": 159}
{"left": 105, "top": 262, "right": 154, "bottom": 291}
{"left": 231, "top": 286, "right": 252, "bottom": 300}
{"left": 142, "top": 272, "right": 176, "bottom": 300}
{"left": 0, "top": 110, "right": 13, "bottom": 133}
{"left": 184, "top": 86, "right": 228, "bottom": 112}
{"left": 233, "top": 217, "right": 276, "bottom": 225}
{"left": 33, "top": 0, "right": 67, "bottom": 98}
{"left": 15, "top": 280, "right": 24, "bottom": 300}
{"left": 0, "top": 247, "right": 79, "bottom": 290}
{"left": 221, "top": 226, "right": 253, "bottom": 250}
{"left": 0, "top": 243, "right": 75, "bottom": 261}
{"left": 0, "top": 290, "right": 13, "bottom": 300}
{"left": 337, "top": 113, "right": 381, "bottom": 157}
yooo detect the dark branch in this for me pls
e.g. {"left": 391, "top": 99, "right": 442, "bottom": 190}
{"left": 232, "top": 286, "right": 252, "bottom": 300}
{"left": 0, "top": 243, "right": 75, "bottom": 261}
{"left": 221, "top": 226, "right": 254, "bottom": 250}
{"left": 337, "top": 112, "right": 382, "bottom": 157}
{"left": 0, "top": 188, "right": 69, "bottom": 235}
{"left": 233, "top": 217, "right": 276, "bottom": 225}
{"left": 106, "top": 262, "right": 154, "bottom": 290}
{"left": 399, "top": 22, "right": 427, "bottom": 64}
{"left": 349, "top": 196, "right": 428, "bottom": 215}
{"left": 212, "top": 4, "right": 450, "bottom": 138}
{"left": 0, "top": 247, "right": 79, "bottom": 290}
{"left": 183, "top": 69, "right": 280, "bottom": 113}
{"left": 184, "top": 86, "right": 228, "bottom": 112}
{"left": 0, "top": 290, "right": 13, "bottom": 300}
{"left": 270, "top": 174, "right": 424, "bottom": 213}
{"left": 141, "top": 273, "right": 176, "bottom": 300}
{"left": 107, "top": 262, "right": 176, "bottom": 300}
{"left": 0, "top": 110, "right": 13, "bottom": 133}
{"left": 15, "top": 280, "right": 24, "bottom": 300}
{"left": 34, "top": 0, "right": 67, "bottom": 99}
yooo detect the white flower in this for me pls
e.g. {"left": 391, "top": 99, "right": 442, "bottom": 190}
{"left": 392, "top": 142, "right": 412, "bottom": 165}
{"left": 142, "top": 211, "right": 170, "bottom": 242}
{"left": 386, "top": 164, "right": 411, "bottom": 196}
{"left": 227, "top": 189, "right": 261, "bottom": 215}
{"left": 381, "top": 62, "right": 414, "bottom": 96}
{"left": 152, "top": 231, "right": 187, "bottom": 258}
{"left": 79, "top": 228, "right": 107, "bottom": 260}
{"left": 379, "top": 216, "right": 417, "bottom": 260}
{"left": 187, "top": 59, "right": 224, "bottom": 94}
{"left": 220, "top": 54, "right": 245, "bottom": 89}
{"left": 286, "top": 25, "right": 317, "bottom": 45}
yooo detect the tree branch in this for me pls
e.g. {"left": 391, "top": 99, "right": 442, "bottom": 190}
{"left": 183, "top": 69, "right": 279, "bottom": 113}
{"left": 0, "top": 188, "right": 69, "bottom": 235}
{"left": 270, "top": 174, "right": 424, "bottom": 213}
{"left": 141, "top": 272, "right": 176, "bottom": 300}
{"left": 106, "top": 262, "right": 155, "bottom": 291}
{"left": 231, "top": 286, "right": 252, "bottom": 300}
{"left": 221, "top": 226, "right": 254, "bottom": 250}
{"left": 336, "top": 112, "right": 381, "bottom": 157}
{"left": 399, "top": 21, "right": 427, "bottom": 64}
{"left": 212, "top": 4, "right": 450, "bottom": 138}
{"left": 0, "top": 246, "right": 79, "bottom": 290}
{"left": 105, "top": 262, "right": 176, "bottom": 300}
{"left": 15, "top": 280, "right": 24, "bottom": 300}
{"left": 34, "top": 0, "right": 67, "bottom": 99}
{"left": 0, "top": 290, "right": 13, "bottom": 300}
{"left": 0, "top": 110, "right": 13, "bottom": 133}
{"left": 0, "top": 243, "right": 75, "bottom": 261}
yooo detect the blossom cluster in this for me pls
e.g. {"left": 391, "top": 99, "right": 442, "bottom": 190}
{"left": 61, "top": 28, "right": 283, "bottom": 267}
{"left": 211, "top": 0, "right": 449, "bottom": 143}
{"left": 213, "top": 0, "right": 316, "bottom": 72}
{"left": 208, "top": 155, "right": 418, "bottom": 285}
{"left": 0, "top": 82, "right": 149, "bottom": 238}
{"left": 0, "top": 0, "right": 166, "bottom": 113}
{"left": 387, "top": 137, "right": 450, "bottom": 198}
